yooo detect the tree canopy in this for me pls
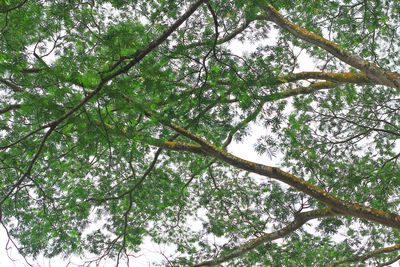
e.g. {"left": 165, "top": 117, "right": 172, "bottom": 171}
{"left": 1, "top": 0, "right": 400, "bottom": 266}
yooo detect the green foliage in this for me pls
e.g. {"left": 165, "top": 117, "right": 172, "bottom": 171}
{"left": 1, "top": 0, "right": 400, "bottom": 266}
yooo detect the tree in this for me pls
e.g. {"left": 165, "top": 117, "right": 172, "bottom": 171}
{"left": 1, "top": 0, "right": 400, "bottom": 265}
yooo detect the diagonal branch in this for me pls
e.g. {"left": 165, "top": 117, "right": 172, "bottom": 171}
{"left": 267, "top": 81, "right": 338, "bottom": 100}
{"left": 184, "top": 15, "right": 267, "bottom": 50}
{"left": 331, "top": 243, "right": 400, "bottom": 267}
{"left": 0, "top": 125, "right": 56, "bottom": 206}
{"left": 377, "top": 254, "right": 400, "bottom": 267}
{"left": 259, "top": 3, "right": 400, "bottom": 89}
{"left": 195, "top": 208, "right": 336, "bottom": 266}
{"left": 0, "top": 78, "right": 24, "bottom": 92}
{"left": 104, "top": 0, "right": 206, "bottom": 78}
{"left": 222, "top": 99, "right": 266, "bottom": 149}
{"left": 218, "top": 72, "right": 372, "bottom": 103}
{"left": 217, "top": 71, "right": 374, "bottom": 86}
{"left": 0, "top": 0, "right": 29, "bottom": 13}
{"left": 0, "top": 1, "right": 208, "bottom": 225}
{"left": 0, "top": 104, "right": 21, "bottom": 115}
{"left": 0, "top": 0, "right": 205, "bottom": 150}
{"left": 170, "top": 126, "right": 400, "bottom": 228}
{"left": 53, "top": 0, "right": 207, "bottom": 124}
{"left": 125, "top": 102, "right": 400, "bottom": 228}
{"left": 281, "top": 71, "right": 373, "bottom": 84}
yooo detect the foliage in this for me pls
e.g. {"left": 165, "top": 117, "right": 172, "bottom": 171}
{"left": 1, "top": 0, "right": 400, "bottom": 266}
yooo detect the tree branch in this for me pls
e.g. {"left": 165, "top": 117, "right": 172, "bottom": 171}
{"left": 126, "top": 104, "right": 400, "bottom": 228}
{"left": 194, "top": 208, "right": 336, "bottom": 266}
{"left": 0, "top": 104, "right": 20, "bottom": 115}
{"left": 104, "top": 0, "right": 206, "bottom": 79}
{"left": 217, "top": 71, "right": 374, "bottom": 86}
{"left": 221, "top": 99, "right": 266, "bottom": 149}
{"left": 268, "top": 81, "right": 338, "bottom": 100}
{"left": 0, "top": 78, "right": 24, "bottom": 92}
{"left": 0, "top": 126, "right": 56, "bottom": 206}
{"left": 281, "top": 71, "right": 373, "bottom": 84}
{"left": 377, "top": 254, "right": 400, "bottom": 267}
{"left": 0, "top": 0, "right": 205, "bottom": 150}
{"left": 331, "top": 243, "right": 400, "bottom": 267}
{"left": 259, "top": 3, "right": 400, "bottom": 88}
{"left": 184, "top": 15, "right": 267, "bottom": 50}
{"left": 0, "top": 0, "right": 29, "bottom": 13}
{"left": 218, "top": 72, "right": 374, "bottom": 103}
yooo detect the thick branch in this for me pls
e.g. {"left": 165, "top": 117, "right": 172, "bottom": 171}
{"left": 20, "top": 68, "right": 42, "bottom": 73}
{"left": 271, "top": 81, "right": 338, "bottom": 100}
{"left": 218, "top": 71, "right": 373, "bottom": 86}
{"left": 0, "top": 104, "right": 21, "bottom": 115}
{"left": 260, "top": 3, "right": 400, "bottom": 88}
{"left": 133, "top": 114, "right": 400, "bottom": 228}
{"left": 0, "top": 0, "right": 28, "bottom": 13}
{"left": 0, "top": 78, "right": 24, "bottom": 92}
{"left": 160, "top": 141, "right": 208, "bottom": 156}
{"left": 378, "top": 255, "right": 400, "bottom": 267}
{"left": 281, "top": 72, "right": 373, "bottom": 84}
{"left": 218, "top": 72, "right": 372, "bottom": 103}
{"left": 331, "top": 243, "right": 400, "bottom": 267}
{"left": 195, "top": 208, "right": 336, "bottom": 266}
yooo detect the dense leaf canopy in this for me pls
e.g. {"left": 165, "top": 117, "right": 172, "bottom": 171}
{"left": 1, "top": 0, "right": 400, "bottom": 266}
